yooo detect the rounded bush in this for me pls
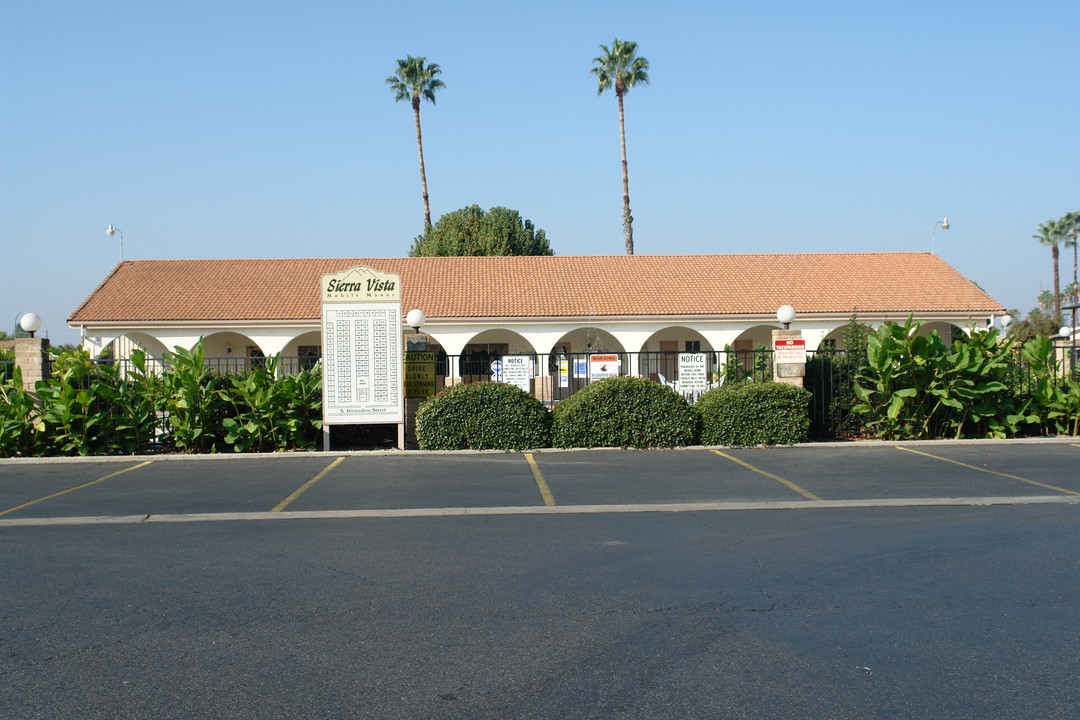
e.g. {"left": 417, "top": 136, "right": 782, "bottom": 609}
{"left": 695, "top": 381, "right": 811, "bottom": 446}
{"left": 415, "top": 381, "right": 551, "bottom": 450}
{"left": 551, "top": 375, "right": 699, "bottom": 448}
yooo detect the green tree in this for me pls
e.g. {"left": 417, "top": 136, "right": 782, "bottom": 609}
{"left": 409, "top": 205, "right": 554, "bottom": 257}
{"left": 1033, "top": 217, "right": 1067, "bottom": 320}
{"left": 387, "top": 56, "right": 445, "bottom": 230}
{"left": 590, "top": 39, "right": 649, "bottom": 256}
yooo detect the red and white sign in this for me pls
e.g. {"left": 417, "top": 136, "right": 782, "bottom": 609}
{"left": 774, "top": 339, "right": 807, "bottom": 364}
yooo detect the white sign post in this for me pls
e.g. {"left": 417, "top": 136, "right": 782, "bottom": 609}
{"left": 321, "top": 266, "right": 404, "bottom": 450}
{"left": 678, "top": 353, "right": 709, "bottom": 395}
{"left": 502, "top": 355, "right": 532, "bottom": 393}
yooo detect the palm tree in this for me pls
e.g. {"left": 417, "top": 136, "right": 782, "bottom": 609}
{"left": 590, "top": 39, "right": 649, "bottom": 255}
{"left": 1061, "top": 211, "right": 1080, "bottom": 306}
{"left": 1033, "top": 218, "right": 1066, "bottom": 320}
{"left": 387, "top": 56, "right": 445, "bottom": 230}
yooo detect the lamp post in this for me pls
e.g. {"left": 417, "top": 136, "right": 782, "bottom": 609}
{"left": 776, "top": 305, "right": 796, "bottom": 329}
{"left": 106, "top": 224, "right": 124, "bottom": 262}
{"left": 17, "top": 312, "right": 42, "bottom": 338}
{"left": 932, "top": 217, "right": 949, "bottom": 254}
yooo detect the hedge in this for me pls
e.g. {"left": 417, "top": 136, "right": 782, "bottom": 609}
{"left": 415, "top": 381, "right": 551, "bottom": 450}
{"left": 695, "top": 381, "right": 811, "bottom": 446}
{"left": 551, "top": 375, "right": 698, "bottom": 448}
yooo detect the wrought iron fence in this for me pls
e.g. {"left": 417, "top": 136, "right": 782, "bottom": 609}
{"left": 0, "top": 360, "right": 14, "bottom": 383}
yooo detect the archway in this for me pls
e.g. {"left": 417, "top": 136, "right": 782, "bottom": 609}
{"left": 280, "top": 331, "right": 323, "bottom": 372}
{"left": 638, "top": 326, "right": 714, "bottom": 385}
{"left": 201, "top": 331, "right": 264, "bottom": 373}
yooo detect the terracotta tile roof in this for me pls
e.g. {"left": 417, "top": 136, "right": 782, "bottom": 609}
{"left": 68, "top": 253, "right": 1003, "bottom": 324}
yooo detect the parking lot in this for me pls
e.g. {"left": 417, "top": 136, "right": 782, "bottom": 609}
{"left": 3, "top": 440, "right": 1079, "bottom": 719}
{"left": 2, "top": 440, "right": 1078, "bottom": 525}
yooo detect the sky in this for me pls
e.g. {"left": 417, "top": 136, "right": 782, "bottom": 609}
{"left": 3, "top": 0, "right": 1078, "bottom": 345}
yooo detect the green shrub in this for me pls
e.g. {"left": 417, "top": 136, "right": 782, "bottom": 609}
{"left": 416, "top": 381, "right": 551, "bottom": 450}
{"left": 695, "top": 381, "right": 811, "bottom": 446}
{"left": 551, "top": 375, "right": 698, "bottom": 449}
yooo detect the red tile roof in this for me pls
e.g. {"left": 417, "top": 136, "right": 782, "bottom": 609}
{"left": 68, "top": 254, "right": 1003, "bottom": 324}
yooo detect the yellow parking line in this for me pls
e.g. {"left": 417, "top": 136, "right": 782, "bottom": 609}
{"left": 709, "top": 450, "right": 822, "bottom": 501}
{"left": 524, "top": 453, "right": 556, "bottom": 506}
{"left": 897, "top": 447, "right": 1080, "bottom": 496}
{"left": 0, "top": 460, "right": 154, "bottom": 517}
{"left": 271, "top": 456, "right": 346, "bottom": 512}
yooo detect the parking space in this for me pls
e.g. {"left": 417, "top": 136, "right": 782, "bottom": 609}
{"left": 709, "top": 446, "right": 1080, "bottom": 500}
{"left": 0, "top": 443, "right": 1077, "bottom": 522}
{"left": 529, "top": 450, "right": 809, "bottom": 505}
{"left": 0, "top": 457, "right": 330, "bottom": 519}
{"left": 284, "top": 454, "right": 543, "bottom": 511}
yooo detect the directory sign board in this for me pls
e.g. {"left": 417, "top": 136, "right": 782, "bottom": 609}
{"left": 321, "top": 266, "right": 403, "bottom": 424}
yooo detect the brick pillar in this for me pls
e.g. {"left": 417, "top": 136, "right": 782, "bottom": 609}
{"left": 14, "top": 337, "right": 51, "bottom": 393}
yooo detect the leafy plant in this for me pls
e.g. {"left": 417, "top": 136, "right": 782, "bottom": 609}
{"left": 416, "top": 381, "right": 551, "bottom": 450}
{"left": 551, "top": 375, "right": 698, "bottom": 449}
{"left": 852, "top": 318, "right": 1033, "bottom": 439}
{"left": 695, "top": 381, "right": 811, "bottom": 446}
{"left": 160, "top": 340, "right": 226, "bottom": 452}
{"left": 0, "top": 367, "right": 43, "bottom": 457}
{"left": 1021, "top": 336, "right": 1080, "bottom": 435}
{"left": 219, "top": 355, "right": 323, "bottom": 452}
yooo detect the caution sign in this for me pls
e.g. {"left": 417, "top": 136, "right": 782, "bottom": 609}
{"left": 404, "top": 351, "right": 436, "bottom": 398}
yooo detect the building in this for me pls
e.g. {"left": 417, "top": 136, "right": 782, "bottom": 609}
{"left": 68, "top": 253, "right": 1004, "bottom": 384}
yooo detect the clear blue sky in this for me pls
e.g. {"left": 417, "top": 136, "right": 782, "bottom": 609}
{"left": 3, "top": 0, "right": 1078, "bottom": 345}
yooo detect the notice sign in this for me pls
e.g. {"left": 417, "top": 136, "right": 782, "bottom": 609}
{"left": 678, "top": 353, "right": 709, "bottom": 394}
{"left": 774, "top": 338, "right": 807, "bottom": 364}
{"left": 321, "top": 266, "right": 403, "bottom": 424}
{"left": 501, "top": 355, "right": 532, "bottom": 393}
{"left": 404, "top": 351, "right": 436, "bottom": 398}
{"left": 589, "top": 354, "right": 620, "bottom": 382}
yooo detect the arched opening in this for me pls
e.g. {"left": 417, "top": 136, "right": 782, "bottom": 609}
{"left": 280, "top": 331, "right": 323, "bottom": 372}
{"left": 457, "top": 329, "right": 537, "bottom": 381}
{"left": 818, "top": 323, "right": 873, "bottom": 351}
{"left": 201, "top": 331, "right": 265, "bottom": 373}
{"left": 638, "top": 326, "right": 714, "bottom": 386}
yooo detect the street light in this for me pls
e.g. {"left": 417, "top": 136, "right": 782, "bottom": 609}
{"left": 1000, "top": 314, "right": 1012, "bottom": 331}
{"left": 776, "top": 305, "right": 796, "bottom": 329}
{"left": 18, "top": 312, "right": 42, "bottom": 338}
{"left": 106, "top": 224, "right": 124, "bottom": 262}
{"left": 932, "top": 217, "right": 949, "bottom": 254}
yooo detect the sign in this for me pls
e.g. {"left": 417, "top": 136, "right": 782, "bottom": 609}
{"left": 502, "top": 355, "right": 532, "bottom": 392}
{"left": 589, "top": 354, "right": 620, "bottom": 382}
{"left": 490, "top": 359, "right": 503, "bottom": 381}
{"left": 321, "top": 266, "right": 403, "bottom": 424}
{"left": 558, "top": 358, "right": 569, "bottom": 388}
{"left": 678, "top": 353, "right": 709, "bottom": 394}
{"left": 774, "top": 338, "right": 807, "bottom": 364}
{"left": 404, "top": 351, "right": 436, "bottom": 398}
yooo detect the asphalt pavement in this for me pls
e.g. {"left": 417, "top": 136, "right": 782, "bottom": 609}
{"left": 1, "top": 441, "right": 1078, "bottom": 719}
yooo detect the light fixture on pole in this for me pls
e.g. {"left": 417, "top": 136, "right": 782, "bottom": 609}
{"left": 932, "top": 217, "right": 949, "bottom": 254}
{"left": 1058, "top": 326, "right": 1073, "bottom": 339}
{"left": 776, "top": 305, "right": 797, "bottom": 329}
{"left": 106, "top": 224, "right": 124, "bottom": 262}
{"left": 1000, "top": 314, "right": 1012, "bottom": 332}
{"left": 18, "top": 312, "right": 42, "bottom": 338}
{"left": 406, "top": 309, "right": 427, "bottom": 333}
